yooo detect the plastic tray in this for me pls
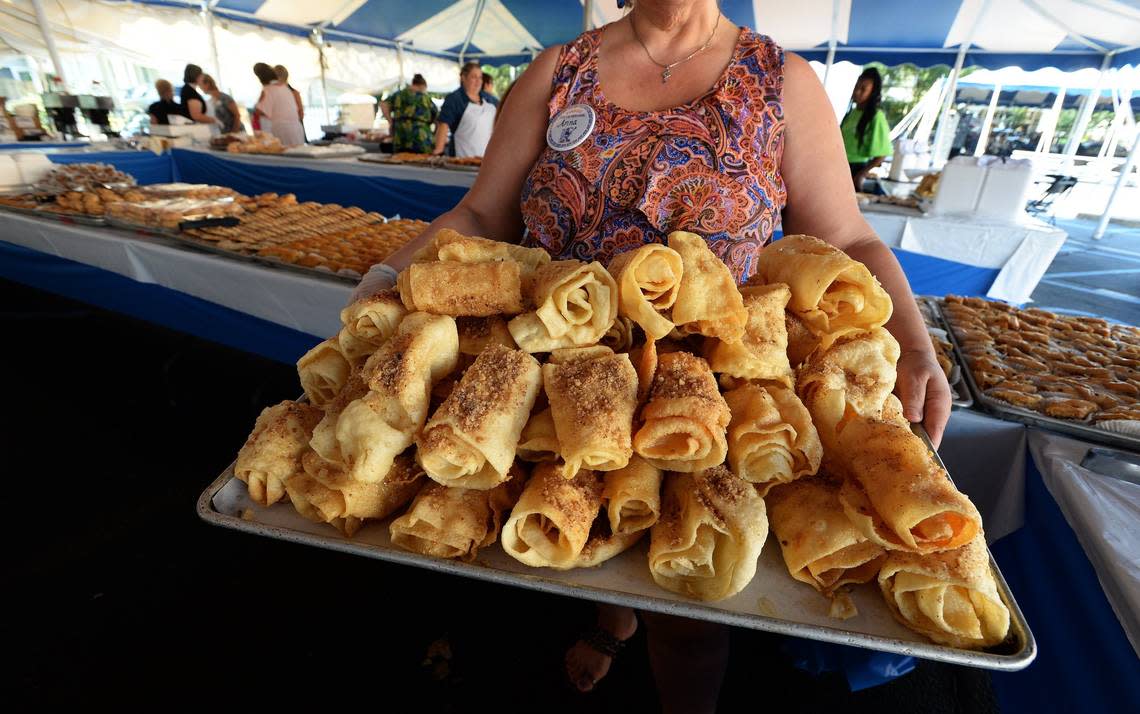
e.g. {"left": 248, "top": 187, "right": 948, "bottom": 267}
{"left": 197, "top": 424, "right": 1035, "bottom": 671}
{"left": 933, "top": 298, "right": 1140, "bottom": 452}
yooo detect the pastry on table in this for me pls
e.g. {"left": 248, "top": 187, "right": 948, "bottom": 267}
{"left": 648, "top": 465, "right": 768, "bottom": 602}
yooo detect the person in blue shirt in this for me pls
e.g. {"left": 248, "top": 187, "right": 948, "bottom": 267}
{"left": 482, "top": 74, "right": 499, "bottom": 106}
{"left": 433, "top": 62, "right": 497, "bottom": 157}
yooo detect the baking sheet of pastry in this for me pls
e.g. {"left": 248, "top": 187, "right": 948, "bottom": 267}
{"left": 168, "top": 233, "right": 362, "bottom": 284}
{"left": 0, "top": 202, "right": 109, "bottom": 226}
{"left": 198, "top": 424, "right": 1035, "bottom": 672}
{"left": 917, "top": 296, "right": 972, "bottom": 409}
{"left": 934, "top": 299, "right": 1140, "bottom": 452}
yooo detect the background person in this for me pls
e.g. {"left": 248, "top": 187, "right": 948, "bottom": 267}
{"left": 147, "top": 79, "right": 185, "bottom": 126}
{"left": 253, "top": 62, "right": 305, "bottom": 146}
{"left": 381, "top": 74, "right": 438, "bottom": 154}
{"left": 180, "top": 64, "right": 216, "bottom": 125}
{"left": 433, "top": 61, "right": 496, "bottom": 157}
{"left": 481, "top": 73, "right": 499, "bottom": 106}
{"left": 841, "top": 67, "right": 891, "bottom": 191}
{"left": 199, "top": 74, "right": 244, "bottom": 134}
{"left": 274, "top": 65, "right": 305, "bottom": 124}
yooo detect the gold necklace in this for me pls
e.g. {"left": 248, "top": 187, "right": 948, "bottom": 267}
{"left": 629, "top": 9, "right": 723, "bottom": 84}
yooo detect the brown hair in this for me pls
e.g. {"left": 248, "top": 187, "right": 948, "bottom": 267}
{"left": 199, "top": 74, "right": 218, "bottom": 92}
{"left": 155, "top": 79, "right": 173, "bottom": 95}
{"left": 253, "top": 62, "right": 277, "bottom": 85}
{"left": 274, "top": 64, "right": 290, "bottom": 82}
{"left": 460, "top": 61, "right": 481, "bottom": 77}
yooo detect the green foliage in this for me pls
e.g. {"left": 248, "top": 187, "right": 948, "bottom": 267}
{"left": 862, "top": 62, "right": 955, "bottom": 127}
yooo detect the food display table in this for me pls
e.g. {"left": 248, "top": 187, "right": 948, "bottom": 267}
{"left": 169, "top": 148, "right": 472, "bottom": 221}
{"left": 46, "top": 150, "right": 177, "bottom": 186}
{"left": 862, "top": 208, "right": 1067, "bottom": 305}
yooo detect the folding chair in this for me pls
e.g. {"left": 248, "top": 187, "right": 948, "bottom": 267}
{"left": 1025, "top": 174, "right": 1078, "bottom": 223}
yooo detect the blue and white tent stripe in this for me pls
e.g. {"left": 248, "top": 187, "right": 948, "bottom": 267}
{"left": 126, "top": 0, "right": 1140, "bottom": 69}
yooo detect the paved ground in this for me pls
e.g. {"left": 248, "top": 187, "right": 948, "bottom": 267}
{"left": 1029, "top": 218, "right": 1140, "bottom": 326}
{"left": 1, "top": 280, "right": 996, "bottom": 711}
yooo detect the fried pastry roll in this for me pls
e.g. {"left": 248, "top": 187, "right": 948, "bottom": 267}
{"left": 235, "top": 400, "right": 324, "bottom": 506}
{"left": 836, "top": 418, "right": 982, "bottom": 553}
{"left": 501, "top": 464, "right": 604, "bottom": 569}
{"left": 607, "top": 243, "right": 684, "bottom": 340}
{"left": 338, "top": 287, "right": 407, "bottom": 360}
{"left": 575, "top": 525, "right": 646, "bottom": 568}
{"left": 601, "top": 456, "right": 664, "bottom": 535}
{"left": 456, "top": 316, "right": 518, "bottom": 356}
{"left": 667, "top": 231, "right": 747, "bottom": 341}
{"left": 633, "top": 352, "right": 731, "bottom": 473}
{"left": 543, "top": 351, "right": 639, "bottom": 477}
{"left": 723, "top": 383, "right": 822, "bottom": 495}
{"left": 508, "top": 260, "right": 618, "bottom": 352}
{"left": 648, "top": 466, "right": 769, "bottom": 601}
{"left": 286, "top": 452, "right": 423, "bottom": 537}
{"left": 751, "top": 235, "right": 892, "bottom": 348}
{"left": 390, "top": 466, "right": 526, "bottom": 561}
{"left": 296, "top": 338, "right": 351, "bottom": 407}
{"left": 417, "top": 345, "right": 543, "bottom": 490}
{"left": 417, "top": 228, "right": 551, "bottom": 275}
{"left": 325, "top": 313, "right": 458, "bottom": 483}
{"left": 516, "top": 408, "right": 559, "bottom": 463}
{"left": 878, "top": 537, "right": 1010, "bottom": 648}
{"left": 767, "top": 477, "right": 886, "bottom": 594}
{"left": 704, "top": 283, "right": 794, "bottom": 386}
{"left": 398, "top": 261, "right": 524, "bottom": 316}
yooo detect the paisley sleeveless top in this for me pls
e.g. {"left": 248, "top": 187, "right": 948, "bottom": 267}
{"left": 520, "top": 27, "right": 786, "bottom": 283}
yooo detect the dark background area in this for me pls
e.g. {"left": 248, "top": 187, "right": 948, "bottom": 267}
{"left": 1, "top": 278, "right": 997, "bottom": 712}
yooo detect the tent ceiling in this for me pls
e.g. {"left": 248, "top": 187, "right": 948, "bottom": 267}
{"left": 90, "top": 0, "right": 1140, "bottom": 69}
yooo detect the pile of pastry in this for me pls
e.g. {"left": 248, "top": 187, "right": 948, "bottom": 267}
{"left": 139, "top": 183, "right": 240, "bottom": 201}
{"left": 917, "top": 298, "right": 956, "bottom": 380}
{"left": 34, "top": 162, "right": 134, "bottom": 192}
{"left": 387, "top": 152, "right": 438, "bottom": 165}
{"left": 256, "top": 218, "right": 429, "bottom": 276}
{"left": 105, "top": 196, "right": 244, "bottom": 230}
{"left": 223, "top": 132, "right": 285, "bottom": 155}
{"left": 184, "top": 197, "right": 383, "bottom": 254}
{"left": 942, "top": 295, "right": 1140, "bottom": 429}
{"left": 446, "top": 157, "right": 482, "bottom": 168}
{"left": 234, "top": 230, "right": 1010, "bottom": 649}
{"left": 43, "top": 185, "right": 149, "bottom": 217}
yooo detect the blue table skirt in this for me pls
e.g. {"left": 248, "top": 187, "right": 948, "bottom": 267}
{"left": 1, "top": 141, "right": 91, "bottom": 150}
{"left": 47, "top": 151, "right": 175, "bottom": 186}
{"left": 0, "top": 239, "right": 319, "bottom": 364}
{"left": 170, "top": 149, "right": 466, "bottom": 222}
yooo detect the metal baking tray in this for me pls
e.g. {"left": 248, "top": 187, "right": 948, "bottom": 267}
{"left": 197, "top": 424, "right": 1035, "bottom": 671}
{"left": 442, "top": 161, "right": 481, "bottom": 173}
{"left": 0, "top": 202, "right": 109, "bottom": 226}
{"left": 933, "top": 298, "right": 1140, "bottom": 452}
{"left": 917, "top": 297, "right": 973, "bottom": 410}
{"left": 166, "top": 232, "right": 360, "bottom": 285}
{"left": 357, "top": 153, "right": 442, "bottom": 168}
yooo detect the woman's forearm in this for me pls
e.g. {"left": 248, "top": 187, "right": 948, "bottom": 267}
{"left": 382, "top": 203, "right": 502, "bottom": 271}
{"left": 842, "top": 234, "right": 932, "bottom": 357}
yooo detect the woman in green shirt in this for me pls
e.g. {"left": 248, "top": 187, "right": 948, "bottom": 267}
{"left": 841, "top": 67, "right": 892, "bottom": 190}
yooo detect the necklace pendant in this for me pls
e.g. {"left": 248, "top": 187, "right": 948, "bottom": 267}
{"left": 662, "top": 67, "right": 671, "bottom": 84}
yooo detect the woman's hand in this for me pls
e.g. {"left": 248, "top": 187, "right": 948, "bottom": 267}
{"left": 895, "top": 349, "right": 952, "bottom": 448}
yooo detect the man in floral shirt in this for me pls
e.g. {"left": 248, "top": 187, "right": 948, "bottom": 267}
{"left": 382, "top": 74, "right": 438, "bottom": 154}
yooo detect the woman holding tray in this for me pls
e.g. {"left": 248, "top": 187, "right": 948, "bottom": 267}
{"left": 357, "top": 0, "right": 951, "bottom": 710}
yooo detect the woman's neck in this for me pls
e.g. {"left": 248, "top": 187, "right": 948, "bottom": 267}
{"left": 629, "top": 0, "right": 721, "bottom": 52}
{"left": 465, "top": 88, "right": 481, "bottom": 102}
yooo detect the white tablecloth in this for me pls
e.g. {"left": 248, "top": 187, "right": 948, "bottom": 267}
{"left": 0, "top": 212, "right": 349, "bottom": 338}
{"left": 179, "top": 147, "right": 478, "bottom": 189}
{"left": 1028, "top": 430, "right": 1140, "bottom": 657}
{"left": 862, "top": 208, "right": 1067, "bottom": 304}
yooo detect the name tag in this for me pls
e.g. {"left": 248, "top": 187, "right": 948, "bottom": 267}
{"left": 546, "top": 104, "right": 596, "bottom": 152}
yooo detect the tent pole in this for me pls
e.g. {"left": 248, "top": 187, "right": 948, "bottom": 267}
{"left": 202, "top": 2, "right": 222, "bottom": 88}
{"left": 1065, "top": 53, "right": 1112, "bottom": 156}
{"left": 320, "top": 46, "right": 330, "bottom": 125}
{"left": 396, "top": 41, "right": 406, "bottom": 86}
{"left": 931, "top": 0, "right": 989, "bottom": 167}
{"left": 583, "top": 0, "right": 594, "bottom": 32}
{"left": 458, "top": 0, "right": 488, "bottom": 65}
{"left": 974, "top": 82, "right": 1001, "bottom": 156}
{"left": 823, "top": 0, "right": 840, "bottom": 85}
{"left": 30, "top": 0, "right": 66, "bottom": 89}
{"left": 1036, "top": 85, "right": 1066, "bottom": 153}
{"left": 1092, "top": 130, "right": 1139, "bottom": 240}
